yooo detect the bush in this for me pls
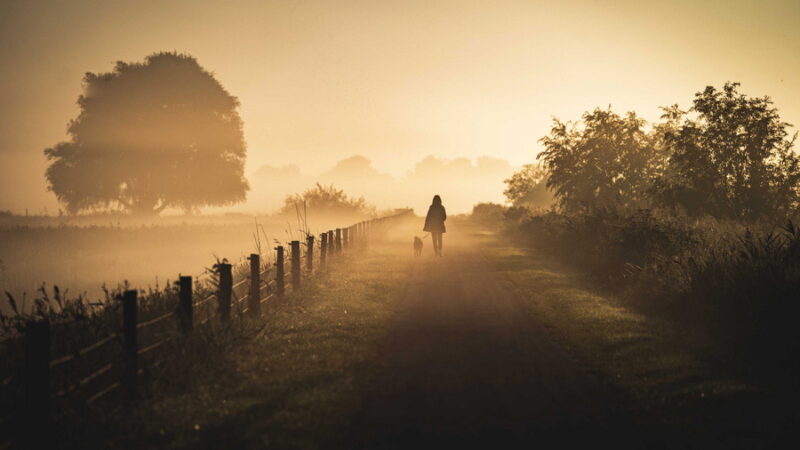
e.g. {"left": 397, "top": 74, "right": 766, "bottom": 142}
{"left": 517, "top": 209, "right": 697, "bottom": 285}
{"left": 677, "top": 222, "right": 800, "bottom": 372}
{"left": 280, "top": 183, "right": 374, "bottom": 220}
{"left": 471, "top": 202, "right": 507, "bottom": 226}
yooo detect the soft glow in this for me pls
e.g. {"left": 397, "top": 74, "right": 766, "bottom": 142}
{"left": 1, "top": 0, "right": 798, "bottom": 213}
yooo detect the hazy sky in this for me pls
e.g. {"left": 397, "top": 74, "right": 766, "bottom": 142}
{"left": 1, "top": 0, "right": 798, "bottom": 213}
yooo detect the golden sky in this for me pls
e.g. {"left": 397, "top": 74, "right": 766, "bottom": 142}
{"left": 1, "top": 0, "right": 798, "bottom": 213}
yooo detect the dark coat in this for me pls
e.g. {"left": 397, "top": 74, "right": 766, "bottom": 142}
{"left": 423, "top": 204, "right": 447, "bottom": 233}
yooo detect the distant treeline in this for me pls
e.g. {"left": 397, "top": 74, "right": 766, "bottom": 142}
{"left": 250, "top": 154, "right": 516, "bottom": 215}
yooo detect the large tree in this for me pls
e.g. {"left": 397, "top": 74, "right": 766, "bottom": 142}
{"left": 538, "top": 108, "right": 664, "bottom": 213}
{"left": 44, "top": 52, "right": 248, "bottom": 214}
{"left": 654, "top": 82, "right": 800, "bottom": 219}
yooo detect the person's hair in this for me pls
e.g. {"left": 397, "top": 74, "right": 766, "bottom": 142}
{"left": 432, "top": 195, "right": 442, "bottom": 206}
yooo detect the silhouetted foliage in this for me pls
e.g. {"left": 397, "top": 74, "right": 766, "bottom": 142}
{"left": 538, "top": 108, "right": 665, "bottom": 213}
{"left": 281, "top": 183, "right": 373, "bottom": 217}
{"left": 653, "top": 82, "right": 800, "bottom": 220}
{"left": 44, "top": 52, "right": 248, "bottom": 215}
{"left": 514, "top": 208, "right": 800, "bottom": 374}
{"left": 535, "top": 83, "right": 799, "bottom": 221}
{"left": 471, "top": 202, "right": 507, "bottom": 225}
{"left": 503, "top": 163, "right": 553, "bottom": 209}
{"left": 506, "top": 83, "right": 800, "bottom": 376}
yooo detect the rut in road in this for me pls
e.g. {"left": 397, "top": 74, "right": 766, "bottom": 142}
{"left": 352, "top": 230, "right": 646, "bottom": 449}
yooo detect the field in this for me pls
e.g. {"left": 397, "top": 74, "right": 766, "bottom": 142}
{"left": 0, "top": 212, "right": 409, "bottom": 449}
{"left": 0, "top": 213, "right": 365, "bottom": 312}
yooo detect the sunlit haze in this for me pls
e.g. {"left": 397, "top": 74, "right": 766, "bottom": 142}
{"left": 3, "top": 2, "right": 800, "bottom": 447}
{"left": 1, "top": 0, "right": 798, "bottom": 213}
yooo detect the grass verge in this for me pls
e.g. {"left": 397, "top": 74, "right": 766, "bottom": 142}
{"left": 478, "top": 230, "right": 797, "bottom": 446}
{"left": 87, "top": 242, "right": 411, "bottom": 450}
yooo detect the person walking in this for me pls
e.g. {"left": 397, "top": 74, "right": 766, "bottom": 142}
{"left": 423, "top": 195, "right": 447, "bottom": 257}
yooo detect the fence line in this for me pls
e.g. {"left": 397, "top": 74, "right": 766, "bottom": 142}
{"left": 2, "top": 211, "right": 411, "bottom": 446}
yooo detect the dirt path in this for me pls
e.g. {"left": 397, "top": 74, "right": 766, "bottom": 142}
{"left": 352, "top": 228, "right": 650, "bottom": 449}
{"left": 70, "top": 221, "right": 791, "bottom": 449}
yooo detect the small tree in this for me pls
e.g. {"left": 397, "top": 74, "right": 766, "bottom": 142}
{"left": 503, "top": 163, "right": 553, "bottom": 209}
{"left": 44, "top": 52, "right": 248, "bottom": 215}
{"left": 538, "top": 108, "right": 664, "bottom": 213}
{"left": 281, "top": 183, "right": 373, "bottom": 218}
{"left": 655, "top": 82, "right": 800, "bottom": 219}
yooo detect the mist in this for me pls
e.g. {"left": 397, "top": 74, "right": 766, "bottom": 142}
{"left": 3, "top": 0, "right": 800, "bottom": 214}
{"left": 248, "top": 154, "right": 516, "bottom": 214}
{"left": 2, "top": 1, "right": 800, "bottom": 448}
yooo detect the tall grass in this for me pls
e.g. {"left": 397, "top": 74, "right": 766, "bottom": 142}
{"left": 508, "top": 208, "right": 800, "bottom": 379}
{"left": 0, "top": 272, "right": 270, "bottom": 448}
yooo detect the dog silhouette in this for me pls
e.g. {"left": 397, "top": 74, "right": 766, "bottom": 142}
{"left": 413, "top": 236, "right": 423, "bottom": 256}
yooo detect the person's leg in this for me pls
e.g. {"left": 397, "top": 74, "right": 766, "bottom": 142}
{"left": 433, "top": 232, "right": 442, "bottom": 256}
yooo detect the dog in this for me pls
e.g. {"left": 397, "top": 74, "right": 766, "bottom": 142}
{"left": 413, "top": 236, "right": 424, "bottom": 256}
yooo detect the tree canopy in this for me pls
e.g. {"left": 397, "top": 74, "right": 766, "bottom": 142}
{"left": 538, "top": 108, "right": 664, "bottom": 213}
{"left": 531, "top": 83, "right": 799, "bottom": 220}
{"left": 654, "top": 82, "right": 800, "bottom": 219}
{"left": 44, "top": 52, "right": 249, "bottom": 214}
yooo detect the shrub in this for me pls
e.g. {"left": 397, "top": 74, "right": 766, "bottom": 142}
{"left": 280, "top": 183, "right": 374, "bottom": 219}
{"left": 471, "top": 202, "right": 507, "bottom": 226}
{"left": 674, "top": 222, "right": 800, "bottom": 372}
{"left": 517, "top": 209, "right": 697, "bottom": 285}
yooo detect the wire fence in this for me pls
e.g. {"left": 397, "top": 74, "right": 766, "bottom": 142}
{"left": 0, "top": 210, "right": 412, "bottom": 448}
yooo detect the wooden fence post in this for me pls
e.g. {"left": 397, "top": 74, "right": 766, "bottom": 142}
{"left": 24, "top": 319, "right": 50, "bottom": 437}
{"left": 335, "top": 228, "right": 342, "bottom": 253}
{"left": 248, "top": 254, "right": 260, "bottom": 317}
{"left": 122, "top": 289, "right": 138, "bottom": 402}
{"left": 218, "top": 263, "right": 232, "bottom": 323}
{"left": 178, "top": 276, "right": 193, "bottom": 334}
{"left": 291, "top": 240, "right": 301, "bottom": 289}
{"left": 306, "top": 236, "right": 314, "bottom": 272}
{"left": 343, "top": 227, "right": 349, "bottom": 249}
{"left": 276, "top": 246, "right": 285, "bottom": 297}
{"left": 327, "top": 231, "right": 335, "bottom": 256}
{"left": 320, "top": 232, "right": 328, "bottom": 266}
